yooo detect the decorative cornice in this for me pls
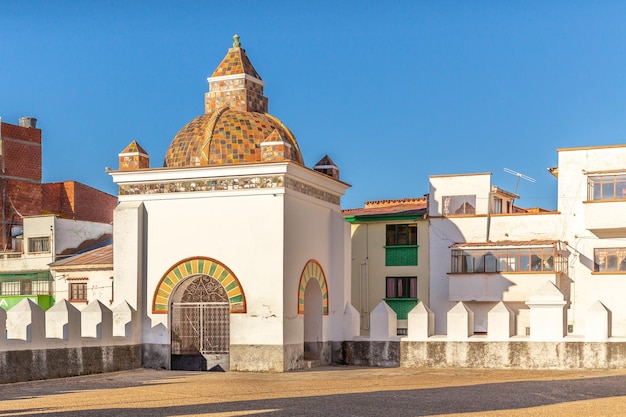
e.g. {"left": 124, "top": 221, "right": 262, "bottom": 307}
{"left": 285, "top": 177, "right": 340, "bottom": 205}
{"left": 119, "top": 175, "right": 285, "bottom": 195}
{"left": 117, "top": 173, "right": 340, "bottom": 204}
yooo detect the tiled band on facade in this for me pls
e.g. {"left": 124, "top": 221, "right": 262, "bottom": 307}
{"left": 118, "top": 175, "right": 285, "bottom": 195}
{"left": 118, "top": 175, "right": 340, "bottom": 205}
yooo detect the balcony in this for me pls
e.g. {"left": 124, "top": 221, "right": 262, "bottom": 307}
{"left": 385, "top": 245, "right": 418, "bottom": 266}
{"left": 449, "top": 272, "right": 569, "bottom": 303}
{"left": 584, "top": 200, "right": 626, "bottom": 238}
{"left": 0, "top": 272, "right": 54, "bottom": 311}
{"left": 448, "top": 243, "right": 570, "bottom": 303}
{"left": 383, "top": 298, "right": 419, "bottom": 320}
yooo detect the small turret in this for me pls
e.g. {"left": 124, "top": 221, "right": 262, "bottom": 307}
{"left": 118, "top": 140, "right": 149, "bottom": 170}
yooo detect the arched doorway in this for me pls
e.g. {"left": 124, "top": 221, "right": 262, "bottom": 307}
{"left": 170, "top": 274, "right": 230, "bottom": 371}
{"left": 303, "top": 279, "right": 323, "bottom": 360}
{"left": 298, "top": 260, "right": 329, "bottom": 365}
{"left": 152, "top": 257, "right": 246, "bottom": 371}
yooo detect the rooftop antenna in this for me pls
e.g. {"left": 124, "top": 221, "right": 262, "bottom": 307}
{"left": 503, "top": 168, "right": 535, "bottom": 206}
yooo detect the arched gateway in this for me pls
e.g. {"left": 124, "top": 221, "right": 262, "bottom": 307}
{"left": 153, "top": 257, "right": 246, "bottom": 371}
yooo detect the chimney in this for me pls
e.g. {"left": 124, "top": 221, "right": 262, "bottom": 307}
{"left": 19, "top": 117, "right": 37, "bottom": 128}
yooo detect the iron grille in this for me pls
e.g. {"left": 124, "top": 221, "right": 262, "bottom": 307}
{"left": 171, "top": 302, "right": 229, "bottom": 355}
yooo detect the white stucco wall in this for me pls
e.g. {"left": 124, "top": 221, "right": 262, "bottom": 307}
{"left": 283, "top": 181, "right": 350, "bottom": 344}
{"left": 111, "top": 162, "right": 349, "bottom": 353}
{"left": 428, "top": 215, "right": 487, "bottom": 333}
{"left": 51, "top": 269, "right": 114, "bottom": 311}
{"left": 429, "top": 173, "right": 492, "bottom": 216}
{"left": 428, "top": 145, "right": 626, "bottom": 337}
{"left": 54, "top": 217, "right": 112, "bottom": 254}
{"left": 140, "top": 191, "right": 285, "bottom": 345}
{"left": 0, "top": 215, "right": 112, "bottom": 272}
{"left": 427, "top": 171, "right": 564, "bottom": 334}
{"left": 557, "top": 145, "right": 626, "bottom": 336}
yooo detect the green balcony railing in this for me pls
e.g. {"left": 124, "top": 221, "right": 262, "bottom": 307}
{"left": 385, "top": 245, "right": 418, "bottom": 266}
{"left": 384, "top": 298, "right": 419, "bottom": 320}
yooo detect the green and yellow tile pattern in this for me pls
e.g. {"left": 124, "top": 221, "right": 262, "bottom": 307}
{"left": 298, "top": 260, "right": 329, "bottom": 315}
{"left": 152, "top": 257, "right": 246, "bottom": 314}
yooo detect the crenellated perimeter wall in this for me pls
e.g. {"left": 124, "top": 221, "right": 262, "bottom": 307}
{"left": 0, "top": 298, "right": 142, "bottom": 383}
{"left": 335, "top": 281, "right": 626, "bottom": 369}
{"left": 3, "top": 280, "right": 626, "bottom": 383}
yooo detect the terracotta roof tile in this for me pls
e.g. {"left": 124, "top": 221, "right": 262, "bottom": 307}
{"left": 51, "top": 244, "right": 113, "bottom": 268}
{"left": 343, "top": 198, "right": 427, "bottom": 217}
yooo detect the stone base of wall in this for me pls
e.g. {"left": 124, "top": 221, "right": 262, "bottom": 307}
{"left": 332, "top": 340, "right": 400, "bottom": 367}
{"left": 8, "top": 340, "right": 625, "bottom": 384}
{"left": 0, "top": 345, "right": 142, "bottom": 384}
{"left": 138, "top": 343, "right": 329, "bottom": 372}
{"left": 142, "top": 343, "right": 169, "bottom": 370}
{"left": 230, "top": 344, "right": 292, "bottom": 372}
{"left": 401, "top": 341, "right": 626, "bottom": 369}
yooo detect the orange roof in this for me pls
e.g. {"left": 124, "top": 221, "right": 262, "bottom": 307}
{"left": 343, "top": 198, "right": 427, "bottom": 217}
{"left": 50, "top": 244, "right": 112, "bottom": 269}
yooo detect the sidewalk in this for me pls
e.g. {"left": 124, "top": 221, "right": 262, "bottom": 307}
{"left": 1, "top": 366, "right": 626, "bottom": 416}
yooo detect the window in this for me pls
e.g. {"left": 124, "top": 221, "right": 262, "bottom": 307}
{"left": 386, "top": 224, "right": 417, "bottom": 246}
{"left": 28, "top": 237, "right": 50, "bottom": 253}
{"left": 20, "top": 279, "right": 32, "bottom": 295}
{"left": 492, "top": 197, "right": 503, "bottom": 214}
{"left": 386, "top": 277, "right": 417, "bottom": 298}
{"left": 594, "top": 248, "right": 626, "bottom": 272}
{"left": 69, "top": 283, "right": 88, "bottom": 302}
{"left": 443, "top": 195, "right": 476, "bottom": 215}
{"left": 451, "top": 246, "right": 563, "bottom": 274}
{"left": 588, "top": 174, "right": 626, "bottom": 201}
{"left": 385, "top": 224, "right": 418, "bottom": 266}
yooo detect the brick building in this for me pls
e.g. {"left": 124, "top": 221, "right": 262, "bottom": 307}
{"left": 0, "top": 117, "right": 117, "bottom": 251}
{"left": 0, "top": 117, "right": 117, "bottom": 312}
{"left": 0, "top": 117, "right": 42, "bottom": 249}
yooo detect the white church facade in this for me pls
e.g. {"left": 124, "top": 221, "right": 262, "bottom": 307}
{"left": 109, "top": 36, "right": 351, "bottom": 372}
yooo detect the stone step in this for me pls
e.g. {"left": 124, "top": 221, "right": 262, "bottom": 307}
{"left": 302, "top": 359, "right": 324, "bottom": 369}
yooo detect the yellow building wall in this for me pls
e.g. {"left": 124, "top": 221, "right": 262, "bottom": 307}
{"left": 350, "top": 219, "right": 429, "bottom": 335}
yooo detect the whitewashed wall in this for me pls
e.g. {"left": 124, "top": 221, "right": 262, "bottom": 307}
{"left": 557, "top": 146, "right": 626, "bottom": 336}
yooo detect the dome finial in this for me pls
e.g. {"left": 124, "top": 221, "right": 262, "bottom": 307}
{"left": 233, "top": 34, "right": 241, "bottom": 48}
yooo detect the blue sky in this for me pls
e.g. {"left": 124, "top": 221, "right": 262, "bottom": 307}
{"left": 2, "top": 1, "right": 626, "bottom": 210}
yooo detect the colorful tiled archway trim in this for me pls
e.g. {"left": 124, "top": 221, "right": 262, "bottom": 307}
{"left": 152, "top": 256, "right": 246, "bottom": 314}
{"left": 297, "top": 260, "right": 328, "bottom": 315}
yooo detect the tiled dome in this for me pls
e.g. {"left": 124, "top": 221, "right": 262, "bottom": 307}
{"left": 164, "top": 109, "right": 303, "bottom": 167}
{"left": 163, "top": 35, "right": 304, "bottom": 168}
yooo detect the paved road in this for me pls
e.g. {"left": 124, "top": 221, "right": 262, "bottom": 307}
{"left": 1, "top": 366, "right": 626, "bottom": 416}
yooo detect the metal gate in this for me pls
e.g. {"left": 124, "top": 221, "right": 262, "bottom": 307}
{"left": 171, "top": 302, "right": 230, "bottom": 371}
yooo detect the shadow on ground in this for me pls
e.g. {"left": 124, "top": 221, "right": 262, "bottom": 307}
{"left": 1, "top": 369, "right": 626, "bottom": 417}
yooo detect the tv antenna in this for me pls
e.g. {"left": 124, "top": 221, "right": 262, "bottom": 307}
{"left": 504, "top": 168, "right": 535, "bottom": 196}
